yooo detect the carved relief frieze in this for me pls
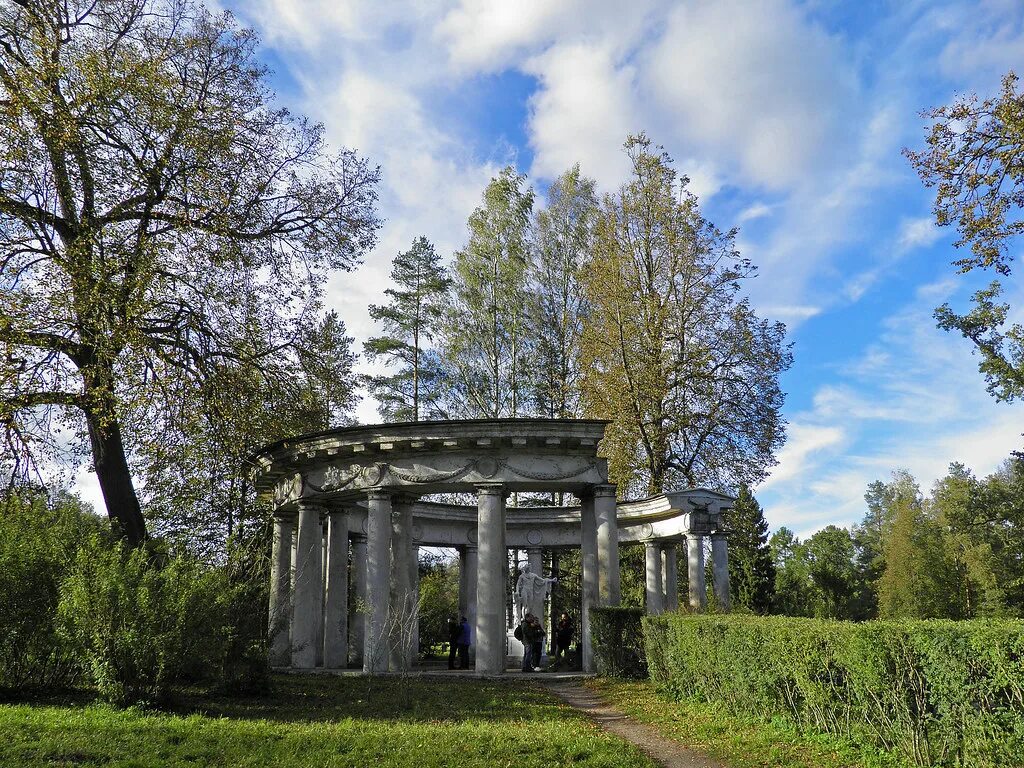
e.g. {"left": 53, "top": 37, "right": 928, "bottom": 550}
{"left": 272, "top": 473, "right": 303, "bottom": 506}
{"left": 298, "top": 451, "right": 606, "bottom": 500}
{"left": 688, "top": 500, "right": 714, "bottom": 534}
{"left": 389, "top": 460, "right": 475, "bottom": 484}
{"left": 499, "top": 458, "right": 598, "bottom": 482}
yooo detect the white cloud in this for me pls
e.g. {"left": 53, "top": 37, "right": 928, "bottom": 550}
{"left": 436, "top": 0, "right": 575, "bottom": 71}
{"left": 761, "top": 304, "right": 821, "bottom": 323}
{"left": 934, "top": 0, "right": 1024, "bottom": 86}
{"left": 738, "top": 202, "right": 773, "bottom": 223}
{"left": 759, "top": 423, "right": 846, "bottom": 491}
{"left": 897, "top": 216, "right": 944, "bottom": 251}
{"left": 643, "top": 0, "right": 858, "bottom": 189}
{"left": 242, "top": 0, "right": 434, "bottom": 50}
{"left": 436, "top": 0, "right": 664, "bottom": 73}
{"left": 524, "top": 43, "right": 637, "bottom": 186}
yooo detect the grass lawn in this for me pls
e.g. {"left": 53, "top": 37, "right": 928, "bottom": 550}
{"left": 0, "top": 674, "right": 655, "bottom": 768}
{"left": 588, "top": 679, "right": 914, "bottom": 768}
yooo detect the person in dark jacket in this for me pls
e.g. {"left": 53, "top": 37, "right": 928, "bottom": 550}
{"left": 447, "top": 617, "right": 461, "bottom": 669}
{"left": 456, "top": 615, "right": 471, "bottom": 669}
{"left": 554, "top": 612, "right": 574, "bottom": 662}
{"left": 521, "top": 613, "right": 546, "bottom": 672}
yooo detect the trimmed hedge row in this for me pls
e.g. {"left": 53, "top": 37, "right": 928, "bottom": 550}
{"left": 643, "top": 614, "right": 1024, "bottom": 767}
{"left": 591, "top": 606, "right": 647, "bottom": 678}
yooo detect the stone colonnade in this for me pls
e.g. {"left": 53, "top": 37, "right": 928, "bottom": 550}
{"left": 642, "top": 533, "right": 730, "bottom": 614}
{"left": 267, "top": 482, "right": 628, "bottom": 675}
{"left": 256, "top": 419, "right": 734, "bottom": 676}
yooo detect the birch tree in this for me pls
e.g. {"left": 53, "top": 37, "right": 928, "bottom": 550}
{"left": 529, "top": 165, "right": 595, "bottom": 419}
{"left": 443, "top": 167, "right": 534, "bottom": 417}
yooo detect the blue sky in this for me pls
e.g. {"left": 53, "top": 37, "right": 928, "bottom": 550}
{"left": 80, "top": 0, "right": 1023, "bottom": 538}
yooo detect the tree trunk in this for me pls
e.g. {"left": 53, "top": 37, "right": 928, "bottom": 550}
{"left": 85, "top": 410, "right": 148, "bottom": 546}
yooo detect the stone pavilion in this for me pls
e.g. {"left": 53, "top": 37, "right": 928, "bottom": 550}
{"left": 251, "top": 418, "right": 733, "bottom": 675}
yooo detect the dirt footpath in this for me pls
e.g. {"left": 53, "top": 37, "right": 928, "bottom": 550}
{"left": 542, "top": 680, "right": 726, "bottom": 768}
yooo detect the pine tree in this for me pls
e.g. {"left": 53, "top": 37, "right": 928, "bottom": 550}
{"left": 727, "top": 485, "right": 776, "bottom": 613}
{"left": 364, "top": 237, "right": 452, "bottom": 422}
{"left": 805, "top": 526, "right": 861, "bottom": 619}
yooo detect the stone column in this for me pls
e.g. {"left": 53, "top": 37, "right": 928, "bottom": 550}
{"left": 292, "top": 500, "right": 325, "bottom": 669}
{"left": 349, "top": 533, "right": 367, "bottom": 666}
{"left": 464, "top": 544, "right": 478, "bottom": 665}
{"left": 409, "top": 544, "right": 420, "bottom": 665}
{"left": 318, "top": 522, "right": 327, "bottom": 666}
{"left": 548, "top": 550, "right": 560, "bottom": 655}
{"left": 458, "top": 546, "right": 469, "bottom": 619}
{"left": 663, "top": 543, "right": 679, "bottom": 611}
{"left": 645, "top": 540, "right": 664, "bottom": 615}
{"left": 389, "top": 496, "right": 414, "bottom": 671}
{"left": 594, "top": 484, "right": 621, "bottom": 605}
{"left": 580, "top": 492, "right": 599, "bottom": 673}
{"left": 323, "top": 509, "right": 349, "bottom": 668}
{"left": 711, "top": 533, "right": 731, "bottom": 611}
{"left": 364, "top": 490, "right": 393, "bottom": 674}
{"left": 475, "top": 484, "right": 506, "bottom": 675}
{"left": 686, "top": 533, "right": 707, "bottom": 611}
{"left": 268, "top": 514, "right": 294, "bottom": 666}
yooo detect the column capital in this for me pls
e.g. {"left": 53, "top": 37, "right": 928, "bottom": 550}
{"left": 297, "top": 499, "right": 330, "bottom": 522}
{"left": 366, "top": 487, "right": 392, "bottom": 502}
{"left": 592, "top": 483, "right": 617, "bottom": 499}
{"left": 686, "top": 531, "right": 705, "bottom": 540}
{"left": 475, "top": 483, "right": 506, "bottom": 497}
{"left": 644, "top": 538, "right": 660, "bottom": 548}
{"left": 710, "top": 530, "right": 728, "bottom": 541}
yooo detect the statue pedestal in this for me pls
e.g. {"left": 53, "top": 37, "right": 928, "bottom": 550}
{"left": 506, "top": 629, "right": 524, "bottom": 659}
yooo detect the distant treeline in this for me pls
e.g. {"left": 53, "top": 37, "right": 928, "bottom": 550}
{"left": 725, "top": 456, "right": 1024, "bottom": 620}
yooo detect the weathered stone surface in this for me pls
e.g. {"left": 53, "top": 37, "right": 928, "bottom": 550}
{"left": 254, "top": 419, "right": 735, "bottom": 675}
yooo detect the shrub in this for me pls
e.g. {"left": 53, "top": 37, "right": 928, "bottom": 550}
{"left": 215, "top": 543, "right": 271, "bottom": 695}
{"left": 591, "top": 606, "right": 647, "bottom": 678}
{"left": 59, "top": 540, "right": 232, "bottom": 706}
{"left": 644, "top": 614, "right": 1024, "bottom": 767}
{"left": 0, "top": 491, "right": 101, "bottom": 693}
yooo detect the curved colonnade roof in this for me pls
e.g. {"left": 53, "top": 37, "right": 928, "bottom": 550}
{"left": 252, "top": 418, "right": 734, "bottom": 546}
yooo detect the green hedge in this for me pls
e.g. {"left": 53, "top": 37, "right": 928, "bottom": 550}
{"left": 591, "top": 606, "right": 647, "bottom": 678}
{"left": 644, "top": 614, "right": 1024, "bottom": 767}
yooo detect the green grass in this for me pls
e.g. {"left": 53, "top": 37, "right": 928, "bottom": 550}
{"left": 0, "top": 674, "right": 655, "bottom": 768}
{"left": 587, "top": 679, "right": 914, "bottom": 768}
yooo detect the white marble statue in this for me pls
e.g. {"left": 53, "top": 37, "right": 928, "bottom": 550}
{"left": 514, "top": 564, "right": 558, "bottom": 622}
